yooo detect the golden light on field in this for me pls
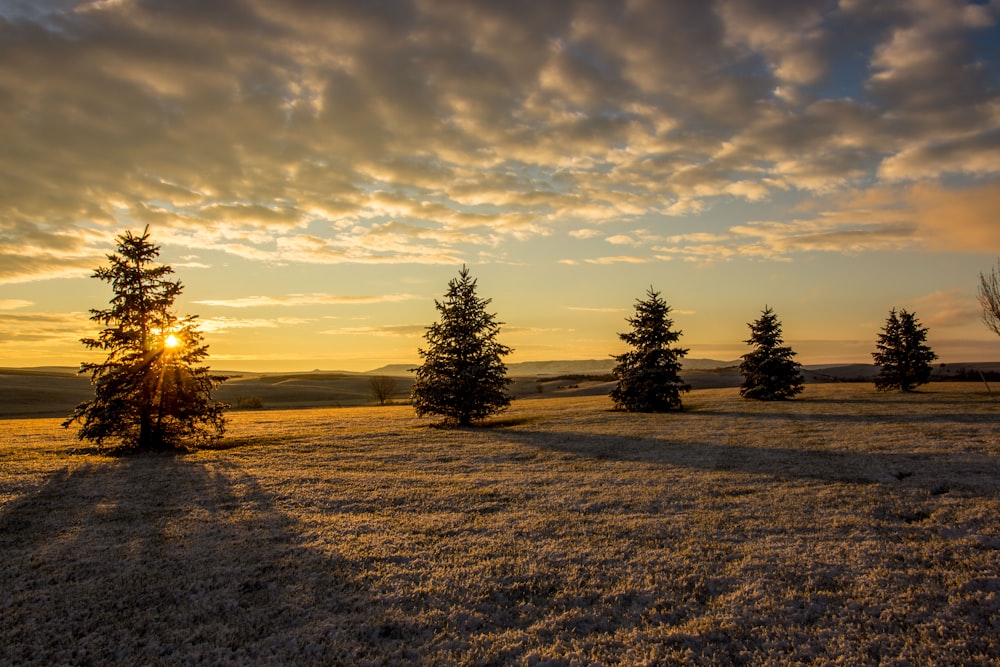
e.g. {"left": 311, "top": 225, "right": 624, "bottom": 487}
{"left": 1, "top": 384, "right": 999, "bottom": 662}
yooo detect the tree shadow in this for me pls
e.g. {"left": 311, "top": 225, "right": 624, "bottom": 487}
{"left": 499, "top": 428, "right": 1000, "bottom": 496}
{"left": 689, "top": 407, "right": 999, "bottom": 425}
{"left": 0, "top": 455, "right": 420, "bottom": 664}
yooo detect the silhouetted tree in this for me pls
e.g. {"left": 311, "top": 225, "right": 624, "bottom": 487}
{"left": 739, "top": 306, "right": 804, "bottom": 400}
{"left": 610, "top": 287, "right": 690, "bottom": 411}
{"left": 369, "top": 375, "right": 398, "bottom": 405}
{"left": 978, "top": 259, "right": 1000, "bottom": 336}
{"left": 872, "top": 308, "right": 937, "bottom": 392}
{"left": 411, "top": 265, "right": 512, "bottom": 425}
{"left": 63, "top": 228, "right": 226, "bottom": 451}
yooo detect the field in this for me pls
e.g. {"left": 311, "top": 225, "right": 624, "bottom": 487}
{"left": 2, "top": 383, "right": 999, "bottom": 665}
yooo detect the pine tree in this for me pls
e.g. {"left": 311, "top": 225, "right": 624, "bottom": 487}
{"left": 610, "top": 287, "right": 690, "bottom": 412}
{"left": 872, "top": 308, "right": 937, "bottom": 392}
{"left": 739, "top": 306, "right": 804, "bottom": 400}
{"left": 411, "top": 265, "right": 512, "bottom": 425}
{"left": 63, "top": 228, "right": 226, "bottom": 451}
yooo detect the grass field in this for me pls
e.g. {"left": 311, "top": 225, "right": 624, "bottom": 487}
{"left": 2, "top": 383, "right": 999, "bottom": 665}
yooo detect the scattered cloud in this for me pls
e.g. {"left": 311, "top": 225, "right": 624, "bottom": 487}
{"left": 198, "top": 317, "right": 313, "bottom": 334}
{"left": 0, "top": 300, "right": 33, "bottom": 310}
{"left": 910, "top": 183, "right": 1000, "bottom": 253}
{"left": 909, "top": 289, "right": 982, "bottom": 329}
{"left": 584, "top": 256, "right": 649, "bottom": 265}
{"left": 319, "top": 325, "right": 425, "bottom": 337}
{"left": 194, "top": 293, "right": 421, "bottom": 308}
{"left": 566, "top": 306, "right": 623, "bottom": 313}
{"left": 0, "top": 311, "right": 88, "bottom": 343}
{"left": 0, "top": 0, "right": 996, "bottom": 279}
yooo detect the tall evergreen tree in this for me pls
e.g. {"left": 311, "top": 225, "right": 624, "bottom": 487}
{"left": 411, "top": 265, "right": 512, "bottom": 425}
{"left": 739, "top": 306, "right": 804, "bottom": 400}
{"left": 872, "top": 308, "right": 937, "bottom": 392}
{"left": 610, "top": 287, "right": 690, "bottom": 412}
{"left": 63, "top": 228, "right": 226, "bottom": 451}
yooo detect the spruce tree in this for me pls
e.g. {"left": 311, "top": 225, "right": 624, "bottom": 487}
{"left": 610, "top": 287, "right": 690, "bottom": 412}
{"left": 411, "top": 265, "right": 512, "bottom": 425}
{"left": 872, "top": 308, "right": 937, "bottom": 392}
{"left": 739, "top": 306, "right": 804, "bottom": 400}
{"left": 63, "top": 228, "right": 226, "bottom": 451}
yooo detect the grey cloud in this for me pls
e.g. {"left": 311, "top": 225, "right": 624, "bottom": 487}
{"left": 0, "top": 0, "right": 997, "bottom": 281}
{"left": 717, "top": 0, "right": 833, "bottom": 85}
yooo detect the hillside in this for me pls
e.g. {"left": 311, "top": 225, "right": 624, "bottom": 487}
{"left": 366, "top": 357, "right": 741, "bottom": 376}
{"left": 5, "top": 361, "right": 1000, "bottom": 419}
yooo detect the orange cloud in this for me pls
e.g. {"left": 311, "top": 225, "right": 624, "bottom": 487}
{"left": 910, "top": 183, "right": 1000, "bottom": 253}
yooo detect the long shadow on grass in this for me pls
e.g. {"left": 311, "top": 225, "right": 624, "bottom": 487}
{"left": 501, "top": 428, "right": 1000, "bottom": 494}
{"left": 693, "top": 407, "right": 999, "bottom": 425}
{"left": 0, "top": 455, "right": 421, "bottom": 665}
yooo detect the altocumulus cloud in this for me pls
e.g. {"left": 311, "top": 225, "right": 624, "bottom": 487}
{"left": 0, "top": 0, "right": 998, "bottom": 282}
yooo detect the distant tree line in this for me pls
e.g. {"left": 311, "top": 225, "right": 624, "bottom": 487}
{"left": 934, "top": 366, "right": 1000, "bottom": 383}
{"left": 66, "top": 229, "right": 998, "bottom": 449}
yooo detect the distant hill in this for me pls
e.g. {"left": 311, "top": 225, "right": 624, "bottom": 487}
{"left": 366, "top": 358, "right": 741, "bottom": 377}
{"left": 5, "top": 360, "right": 1000, "bottom": 419}
{"left": 0, "top": 368, "right": 93, "bottom": 418}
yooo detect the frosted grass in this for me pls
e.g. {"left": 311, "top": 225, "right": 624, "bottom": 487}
{"left": 2, "top": 383, "right": 998, "bottom": 664}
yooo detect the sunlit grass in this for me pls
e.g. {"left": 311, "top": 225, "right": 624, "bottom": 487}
{"left": 2, "top": 383, "right": 998, "bottom": 664}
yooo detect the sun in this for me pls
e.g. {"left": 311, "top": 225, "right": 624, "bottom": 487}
{"left": 164, "top": 333, "right": 180, "bottom": 349}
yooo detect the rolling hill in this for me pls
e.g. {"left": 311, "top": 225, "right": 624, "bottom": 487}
{"left": 3, "top": 360, "right": 999, "bottom": 419}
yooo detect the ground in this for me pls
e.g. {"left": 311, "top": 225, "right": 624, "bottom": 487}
{"left": 1, "top": 383, "right": 998, "bottom": 665}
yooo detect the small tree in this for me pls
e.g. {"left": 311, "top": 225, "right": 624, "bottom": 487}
{"left": 978, "top": 259, "right": 1000, "bottom": 336}
{"left": 411, "top": 265, "right": 513, "bottom": 425}
{"left": 369, "top": 375, "right": 399, "bottom": 405}
{"left": 739, "top": 306, "right": 804, "bottom": 400}
{"left": 63, "top": 228, "right": 226, "bottom": 451}
{"left": 872, "top": 308, "right": 937, "bottom": 392}
{"left": 610, "top": 287, "right": 690, "bottom": 412}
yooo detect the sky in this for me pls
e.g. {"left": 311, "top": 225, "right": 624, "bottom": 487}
{"left": 2, "top": 0, "right": 1000, "bottom": 372}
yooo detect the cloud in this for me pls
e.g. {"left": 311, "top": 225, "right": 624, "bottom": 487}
{"left": 0, "top": 0, "right": 998, "bottom": 281}
{"left": 605, "top": 235, "right": 640, "bottom": 246}
{"left": 880, "top": 133, "right": 1000, "bottom": 182}
{"left": 0, "top": 311, "right": 88, "bottom": 344}
{"left": 717, "top": 0, "right": 831, "bottom": 86}
{"left": 566, "top": 306, "right": 623, "bottom": 313}
{"left": 861, "top": 0, "right": 1000, "bottom": 181}
{"left": 0, "top": 300, "right": 33, "bottom": 310}
{"left": 0, "top": 224, "right": 109, "bottom": 284}
{"left": 197, "top": 317, "right": 313, "bottom": 334}
{"left": 583, "top": 256, "right": 649, "bottom": 265}
{"left": 909, "top": 183, "right": 1000, "bottom": 253}
{"left": 909, "top": 289, "right": 982, "bottom": 329}
{"left": 319, "top": 324, "right": 425, "bottom": 337}
{"left": 732, "top": 220, "right": 918, "bottom": 255}
{"left": 194, "top": 293, "right": 421, "bottom": 308}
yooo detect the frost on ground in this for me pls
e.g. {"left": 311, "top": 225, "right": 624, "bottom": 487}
{"left": 1, "top": 383, "right": 998, "bottom": 665}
